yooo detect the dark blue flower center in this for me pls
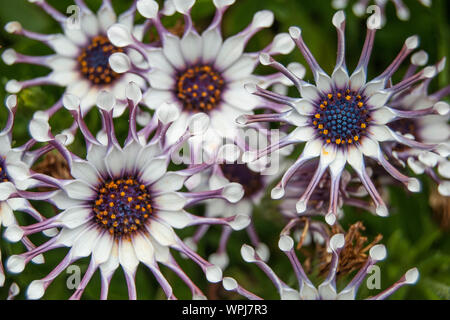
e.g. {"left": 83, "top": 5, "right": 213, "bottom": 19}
{"left": 220, "top": 163, "right": 262, "bottom": 198}
{"left": 92, "top": 177, "right": 152, "bottom": 238}
{"left": 176, "top": 65, "right": 225, "bottom": 112}
{"left": 313, "top": 90, "right": 370, "bottom": 146}
{"left": 78, "top": 36, "right": 123, "bottom": 85}
{"left": 0, "top": 158, "right": 10, "bottom": 182}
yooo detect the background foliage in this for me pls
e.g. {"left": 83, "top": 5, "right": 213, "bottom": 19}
{"left": 0, "top": 0, "right": 449, "bottom": 300}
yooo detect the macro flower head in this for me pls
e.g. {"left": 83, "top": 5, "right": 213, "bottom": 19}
{"left": 240, "top": 10, "right": 449, "bottom": 224}
{"left": 2, "top": 0, "right": 146, "bottom": 118}
{"left": 3, "top": 83, "right": 251, "bottom": 299}
{"left": 107, "top": 0, "right": 295, "bottom": 157}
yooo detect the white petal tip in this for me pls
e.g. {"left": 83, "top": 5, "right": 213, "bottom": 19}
{"left": 256, "top": 243, "right": 270, "bottom": 262}
{"left": 213, "top": 0, "right": 236, "bottom": 8}
{"left": 31, "top": 254, "right": 45, "bottom": 265}
{"left": 126, "top": 81, "right": 143, "bottom": 103}
{"left": 6, "top": 255, "right": 26, "bottom": 274}
{"left": 217, "top": 144, "right": 240, "bottom": 163}
{"left": 173, "top": 0, "right": 195, "bottom": 14}
{"left": 6, "top": 80, "right": 22, "bottom": 93}
{"left": 4, "top": 225, "right": 24, "bottom": 243}
{"left": 62, "top": 93, "right": 80, "bottom": 111}
{"left": 329, "top": 233, "right": 345, "bottom": 251}
{"left": 109, "top": 52, "right": 131, "bottom": 73}
{"left": 235, "top": 115, "right": 248, "bottom": 125}
{"left": 405, "top": 35, "right": 419, "bottom": 50}
{"left": 188, "top": 112, "right": 210, "bottom": 135}
{"left": 438, "top": 182, "right": 450, "bottom": 196}
{"left": 241, "top": 244, "right": 256, "bottom": 262}
{"left": 288, "top": 26, "right": 302, "bottom": 40}
{"left": 423, "top": 66, "right": 436, "bottom": 78}
{"left": 332, "top": 11, "right": 346, "bottom": 28}
{"left": 107, "top": 23, "right": 133, "bottom": 47}
{"left": 252, "top": 10, "right": 274, "bottom": 28}
{"left": 369, "top": 244, "right": 387, "bottom": 261}
{"left": 229, "top": 215, "right": 250, "bottom": 231}
{"left": 222, "top": 277, "right": 238, "bottom": 291}
{"left": 205, "top": 265, "right": 223, "bottom": 283}
{"left": 278, "top": 235, "right": 294, "bottom": 252}
{"left": 325, "top": 213, "right": 337, "bottom": 225}
{"left": 404, "top": 268, "right": 419, "bottom": 284}
{"left": 434, "top": 101, "right": 449, "bottom": 116}
{"left": 27, "top": 280, "right": 45, "bottom": 300}
{"left": 270, "top": 33, "right": 295, "bottom": 55}
{"left": 137, "top": 0, "right": 159, "bottom": 19}
{"left": 411, "top": 50, "right": 428, "bottom": 66}
{"left": 244, "top": 83, "right": 257, "bottom": 94}
{"left": 287, "top": 62, "right": 306, "bottom": 79}
{"left": 295, "top": 200, "right": 307, "bottom": 213}
{"left": 5, "top": 21, "right": 22, "bottom": 34}
{"left": 96, "top": 90, "right": 116, "bottom": 111}
{"left": 222, "top": 183, "right": 245, "bottom": 203}
{"left": 259, "top": 52, "right": 272, "bottom": 65}
{"left": 2, "top": 48, "right": 17, "bottom": 65}
{"left": 407, "top": 178, "right": 421, "bottom": 193}
{"left": 209, "top": 252, "right": 229, "bottom": 270}
{"left": 156, "top": 102, "right": 180, "bottom": 124}
{"left": 271, "top": 186, "right": 285, "bottom": 199}
{"left": 375, "top": 205, "right": 389, "bottom": 217}
{"left": 5, "top": 95, "right": 17, "bottom": 110}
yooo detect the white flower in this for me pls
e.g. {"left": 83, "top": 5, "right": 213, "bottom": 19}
{"left": 5, "top": 85, "right": 248, "bottom": 300}
{"left": 241, "top": 11, "right": 445, "bottom": 224}
{"left": 3, "top": 0, "right": 146, "bottom": 118}
{"left": 107, "top": 0, "right": 295, "bottom": 157}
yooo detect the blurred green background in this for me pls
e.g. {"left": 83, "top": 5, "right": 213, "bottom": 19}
{"left": 0, "top": 0, "right": 449, "bottom": 300}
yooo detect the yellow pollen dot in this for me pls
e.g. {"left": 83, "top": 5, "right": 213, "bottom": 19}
{"left": 361, "top": 123, "right": 366, "bottom": 129}
{"left": 323, "top": 129, "right": 328, "bottom": 135}
{"left": 345, "top": 95, "right": 352, "bottom": 101}
{"left": 328, "top": 94, "right": 333, "bottom": 99}
{"left": 358, "top": 102, "right": 364, "bottom": 107}
{"left": 315, "top": 114, "right": 320, "bottom": 119}
{"left": 326, "top": 139, "right": 331, "bottom": 143}
{"left": 109, "top": 202, "right": 114, "bottom": 207}
{"left": 354, "top": 136, "right": 359, "bottom": 141}
{"left": 111, "top": 214, "right": 116, "bottom": 219}
{"left": 120, "top": 192, "right": 125, "bottom": 197}
{"left": 318, "top": 124, "right": 324, "bottom": 129}
{"left": 313, "top": 121, "right": 318, "bottom": 126}
{"left": 348, "top": 139, "right": 353, "bottom": 144}
{"left": 320, "top": 104, "right": 325, "bottom": 109}
{"left": 128, "top": 197, "right": 133, "bottom": 202}
{"left": 337, "top": 93, "right": 341, "bottom": 98}
{"left": 335, "top": 139, "right": 341, "bottom": 145}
